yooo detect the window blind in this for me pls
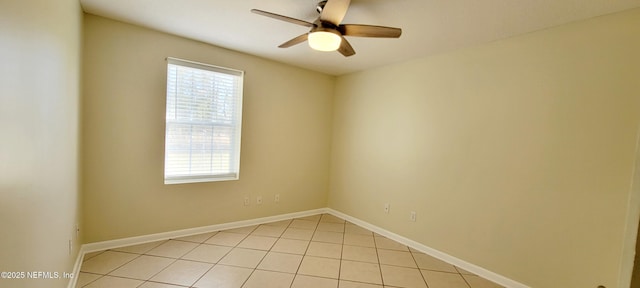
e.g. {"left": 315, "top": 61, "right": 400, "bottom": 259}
{"left": 164, "top": 58, "right": 244, "bottom": 184}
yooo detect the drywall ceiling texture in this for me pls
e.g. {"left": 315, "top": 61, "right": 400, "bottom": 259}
{"left": 81, "top": 14, "right": 334, "bottom": 243}
{"left": 329, "top": 8, "right": 640, "bottom": 288}
{"left": 80, "top": 0, "right": 640, "bottom": 75}
{"left": 0, "top": 0, "right": 83, "bottom": 287}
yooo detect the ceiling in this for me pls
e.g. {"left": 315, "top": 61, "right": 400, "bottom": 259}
{"left": 80, "top": 0, "right": 640, "bottom": 75}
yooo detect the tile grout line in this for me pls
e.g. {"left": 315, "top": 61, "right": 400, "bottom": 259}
{"left": 373, "top": 235, "right": 386, "bottom": 287}
{"left": 80, "top": 217, "right": 300, "bottom": 287}
{"left": 246, "top": 221, "right": 291, "bottom": 288}
{"left": 80, "top": 246, "right": 155, "bottom": 287}
{"left": 180, "top": 232, "right": 226, "bottom": 288}
{"left": 335, "top": 217, "right": 345, "bottom": 288}
{"left": 408, "top": 248, "right": 431, "bottom": 288}
{"left": 79, "top": 213, "right": 497, "bottom": 288}
{"left": 223, "top": 225, "right": 259, "bottom": 288}
{"left": 137, "top": 230, "right": 236, "bottom": 287}
{"left": 455, "top": 266, "right": 475, "bottom": 288}
{"left": 289, "top": 215, "right": 321, "bottom": 287}
{"left": 135, "top": 239, "right": 200, "bottom": 287}
{"left": 80, "top": 249, "right": 147, "bottom": 287}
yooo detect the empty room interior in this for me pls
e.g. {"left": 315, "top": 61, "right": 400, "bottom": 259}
{"left": 2, "top": 0, "right": 640, "bottom": 288}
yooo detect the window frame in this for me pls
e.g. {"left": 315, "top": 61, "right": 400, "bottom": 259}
{"left": 163, "top": 57, "right": 244, "bottom": 184}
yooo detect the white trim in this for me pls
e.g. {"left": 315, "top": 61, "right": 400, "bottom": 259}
{"left": 66, "top": 247, "right": 85, "bottom": 288}
{"left": 166, "top": 57, "right": 244, "bottom": 76}
{"left": 326, "top": 208, "right": 530, "bottom": 288}
{"left": 163, "top": 58, "right": 244, "bottom": 185}
{"left": 164, "top": 174, "right": 238, "bottom": 185}
{"left": 82, "top": 208, "right": 327, "bottom": 253}
{"left": 67, "top": 208, "right": 327, "bottom": 287}
{"left": 69, "top": 207, "right": 528, "bottom": 288}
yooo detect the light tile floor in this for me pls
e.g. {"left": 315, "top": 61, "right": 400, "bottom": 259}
{"left": 76, "top": 214, "right": 504, "bottom": 288}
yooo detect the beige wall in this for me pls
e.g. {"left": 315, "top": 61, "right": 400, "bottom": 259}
{"left": 82, "top": 15, "right": 334, "bottom": 243}
{"left": 0, "top": 0, "right": 83, "bottom": 287}
{"left": 329, "top": 8, "right": 640, "bottom": 288}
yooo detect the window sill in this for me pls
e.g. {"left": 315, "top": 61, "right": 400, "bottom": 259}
{"left": 164, "top": 175, "right": 239, "bottom": 185}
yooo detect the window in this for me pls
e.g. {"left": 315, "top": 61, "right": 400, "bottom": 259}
{"left": 164, "top": 58, "right": 244, "bottom": 184}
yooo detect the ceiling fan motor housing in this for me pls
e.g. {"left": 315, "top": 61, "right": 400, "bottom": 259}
{"left": 316, "top": 1, "right": 328, "bottom": 14}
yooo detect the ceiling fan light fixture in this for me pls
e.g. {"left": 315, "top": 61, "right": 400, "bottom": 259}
{"left": 252, "top": 0, "right": 402, "bottom": 57}
{"left": 308, "top": 29, "right": 341, "bottom": 51}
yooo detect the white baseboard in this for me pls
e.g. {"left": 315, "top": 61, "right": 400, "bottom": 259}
{"left": 69, "top": 207, "right": 528, "bottom": 288}
{"left": 81, "top": 208, "right": 327, "bottom": 253}
{"left": 326, "top": 208, "right": 530, "bottom": 288}
{"left": 68, "top": 208, "right": 327, "bottom": 287}
{"left": 67, "top": 246, "right": 85, "bottom": 288}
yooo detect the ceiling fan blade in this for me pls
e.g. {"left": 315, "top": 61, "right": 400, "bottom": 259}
{"left": 339, "top": 24, "right": 402, "bottom": 38}
{"left": 279, "top": 33, "right": 309, "bottom": 48}
{"left": 320, "top": 0, "right": 351, "bottom": 25}
{"left": 251, "top": 9, "right": 315, "bottom": 27}
{"left": 337, "top": 36, "right": 355, "bottom": 57}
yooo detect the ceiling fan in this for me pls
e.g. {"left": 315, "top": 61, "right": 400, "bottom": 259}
{"left": 251, "top": 0, "right": 402, "bottom": 57}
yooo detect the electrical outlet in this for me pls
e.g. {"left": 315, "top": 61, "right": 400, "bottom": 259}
{"left": 256, "top": 196, "right": 263, "bottom": 205}
{"left": 384, "top": 203, "right": 390, "bottom": 213}
{"left": 244, "top": 197, "right": 250, "bottom": 206}
{"left": 410, "top": 211, "right": 417, "bottom": 222}
{"left": 275, "top": 194, "right": 280, "bottom": 203}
